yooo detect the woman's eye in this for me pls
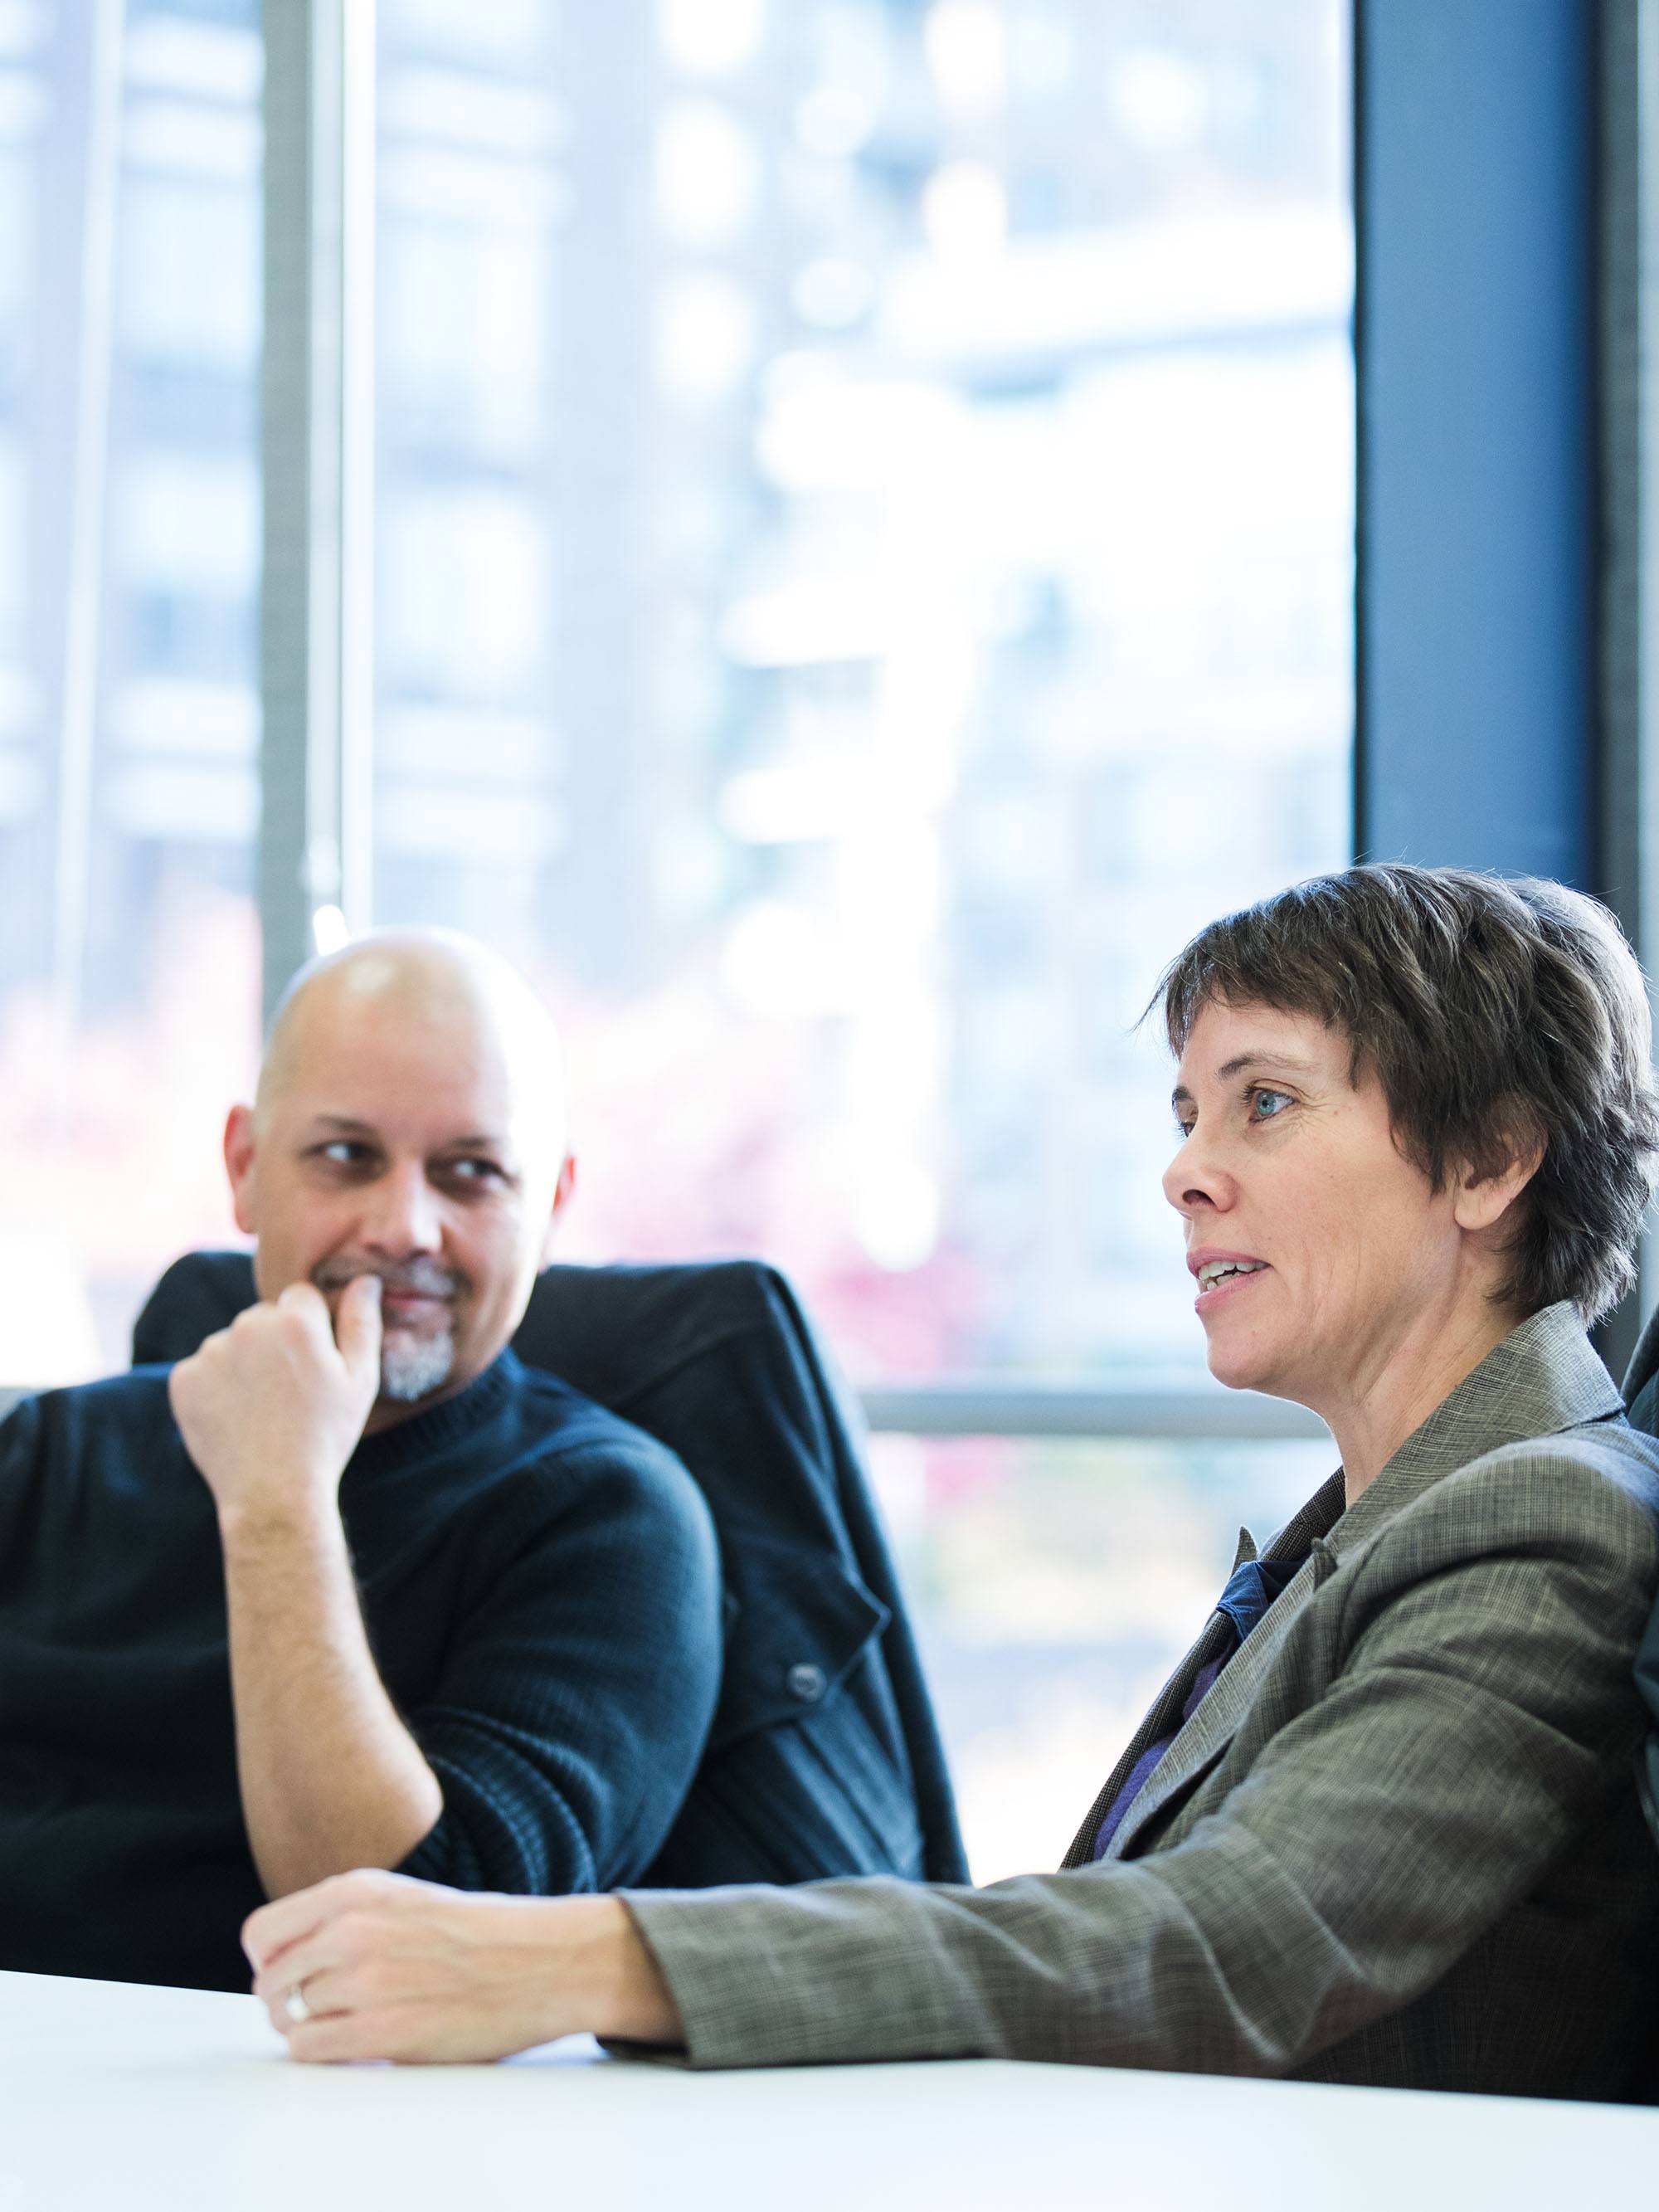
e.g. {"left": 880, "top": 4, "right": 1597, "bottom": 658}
{"left": 1251, "top": 1088, "right": 1293, "bottom": 1121}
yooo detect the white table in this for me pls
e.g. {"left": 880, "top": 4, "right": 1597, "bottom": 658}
{"left": 1, "top": 1968, "right": 1653, "bottom": 2212}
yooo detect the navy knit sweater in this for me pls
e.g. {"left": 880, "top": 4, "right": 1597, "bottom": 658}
{"left": 0, "top": 1351, "right": 722, "bottom": 1991}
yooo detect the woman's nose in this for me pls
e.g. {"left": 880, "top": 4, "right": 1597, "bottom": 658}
{"left": 1162, "top": 1128, "right": 1234, "bottom": 1217}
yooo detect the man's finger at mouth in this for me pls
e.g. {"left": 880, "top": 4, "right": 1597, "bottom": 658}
{"left": 334, "top": 1274, "right": 384, "bottom": 1367}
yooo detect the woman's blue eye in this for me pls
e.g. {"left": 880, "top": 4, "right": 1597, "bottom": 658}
{"left": 1253, "top": 1088, "right": 1292, "bottom": 1119}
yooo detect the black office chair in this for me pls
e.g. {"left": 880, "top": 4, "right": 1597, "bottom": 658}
{"left": 134, "top": 1250, "right": 970, "bottom": 1891}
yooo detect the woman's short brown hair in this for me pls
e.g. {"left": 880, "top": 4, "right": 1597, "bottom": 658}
{"left": 1157, "top": 864, "right": 1659, "bottom": 1323}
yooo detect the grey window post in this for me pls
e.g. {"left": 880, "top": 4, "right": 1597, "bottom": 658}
{"left": 260, "top": 0, "right": 376, "bottom": 1023}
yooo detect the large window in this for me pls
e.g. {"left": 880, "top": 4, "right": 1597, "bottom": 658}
{"left": 2, "top": 0, "right": 1351, "bottom": 1878}
{"left": 0, "top": 0, "right": 261, "bottom": 1383}
{"left": 366, "top": 0, "right": 1352, "bottom": 1876}
{"left": 372, "top": 0, "right": 1354, "bottom": 1386}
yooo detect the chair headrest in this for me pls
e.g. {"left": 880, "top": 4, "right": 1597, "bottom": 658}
{"left": 131, "top": 1248, "right": 821, "bottom": 1420}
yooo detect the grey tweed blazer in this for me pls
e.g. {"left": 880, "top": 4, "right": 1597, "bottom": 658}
{"left": 623, "top": 1304, "right": 1659, "bottom": 2097}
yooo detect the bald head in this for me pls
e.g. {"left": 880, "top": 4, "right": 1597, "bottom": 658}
{"left": 258, "top": 929, "right": 565, "bottom": 1145}
{"left": 226, "top": 929, "right": 573, "bottom": 1427}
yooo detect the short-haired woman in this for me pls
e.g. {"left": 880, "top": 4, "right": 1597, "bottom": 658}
{"left": 246, "top": 865, "right": 1659, "bottom": 2102}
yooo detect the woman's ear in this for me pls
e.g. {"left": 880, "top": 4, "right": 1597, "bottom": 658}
{"left": 1451, "top": 1129, "right": 1545, "bottom": 1234}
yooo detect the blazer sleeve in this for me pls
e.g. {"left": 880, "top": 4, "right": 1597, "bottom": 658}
{"left": 619, "top": 1445, "right": 1659, "bottom": 2071}
{"left": 398, "top": 1436, "right": 722, "bottom": 1898}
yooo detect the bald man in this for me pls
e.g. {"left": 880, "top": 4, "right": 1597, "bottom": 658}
{"left": 0, "top": 932, "right": 722, "bottom": 1992}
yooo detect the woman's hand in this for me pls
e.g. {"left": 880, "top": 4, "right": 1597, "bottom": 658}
{"left": 243, "top": 1868, "right": 682, "bottom": 2063}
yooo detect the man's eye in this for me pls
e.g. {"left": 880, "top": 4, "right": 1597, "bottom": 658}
{"left": 318, "top": 1141, "right": 367, "bottom": 1165}
{"left": 447, "top": 1158, "right": 504, "bottom": 1182}
{"left": 1251, "top": 1088, "right": 1293, "bottom": 1121}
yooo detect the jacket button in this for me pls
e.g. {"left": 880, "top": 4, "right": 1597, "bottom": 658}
{"left": 786, "top": 1662, "right": 827, "bottom": 1704}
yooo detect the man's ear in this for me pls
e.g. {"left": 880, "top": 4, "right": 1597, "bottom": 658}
{"left": 1451, "top": 1133, "right": 1545, "bottom": 1235}
{"left": 224, "top": 1104, "right": 259, "bottom": 1235}
{"left": 538, "top": 1153, "right": 577, "bottom": 1266}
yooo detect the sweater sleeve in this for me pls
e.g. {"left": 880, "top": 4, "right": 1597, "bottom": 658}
{"left": 620, "top": 1445, "right": 1659, "bottom": 2072}
{"left": 398, "top": 1436, "right": 722, "bottom": 1897}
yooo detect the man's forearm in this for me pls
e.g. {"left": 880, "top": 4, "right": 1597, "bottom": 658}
{"left": 219, "top": 1500, "right": 443, "bottom": 1898}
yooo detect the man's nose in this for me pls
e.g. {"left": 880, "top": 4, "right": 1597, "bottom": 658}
{"left": 359, "top": 1162, "right": 443, "bottom": 1256}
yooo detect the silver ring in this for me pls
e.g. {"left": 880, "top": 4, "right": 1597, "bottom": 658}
{"left": 284, "top": 1984, "right": 313, "bottom": 2025}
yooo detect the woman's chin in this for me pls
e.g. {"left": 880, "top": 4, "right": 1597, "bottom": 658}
{"left": 1203, "top": 1326, "right": 1288, "bottom": 1398}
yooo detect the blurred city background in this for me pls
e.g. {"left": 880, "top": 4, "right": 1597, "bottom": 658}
{"left": 0, "top": 0, "right": 1350, "bottom": 1877}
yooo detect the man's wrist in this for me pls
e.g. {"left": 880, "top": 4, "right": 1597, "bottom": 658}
{"left": 216, "top": 1484, "right": 346, "bottom": 1561}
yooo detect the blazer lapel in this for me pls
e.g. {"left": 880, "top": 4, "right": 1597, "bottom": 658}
{"left": 1103, "top": 1537, "right": 1338, "bottom": 1859}
{"left": 1063, "top": 1474, "right": 1345, "bottom": 1869}
{"left": 1063, "top": 1519, "right": 1299, "bottom": 1869}
{"left": 1061, "top": 1609, "right": 1236, "bottom": 1869}
{"left": 1061, "top": 1303, "right": 1620, "bottom": 1874}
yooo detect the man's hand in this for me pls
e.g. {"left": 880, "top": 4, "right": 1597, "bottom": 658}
{"left": 245, "top": 1869, "right": 684, "bottom": 2063}
{"left": 169, "top": 1277, "right": 383, "bottom": 1526}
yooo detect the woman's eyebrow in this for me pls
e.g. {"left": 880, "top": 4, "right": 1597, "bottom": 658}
{"left": 1213, "top": 1050, "right": 1321, "bottom": 1081}
{"left": 1171, "top": 1050, "right": 1323, "bottom": 1107}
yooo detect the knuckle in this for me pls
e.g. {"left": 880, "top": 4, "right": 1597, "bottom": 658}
{"left": 336, "top": 1912, "right": 375, "bottom": 1957}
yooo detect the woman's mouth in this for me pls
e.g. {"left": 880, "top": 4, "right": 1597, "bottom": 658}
{"left": 1192, "top": 1258, "right": 1270, "bottom": 1309}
